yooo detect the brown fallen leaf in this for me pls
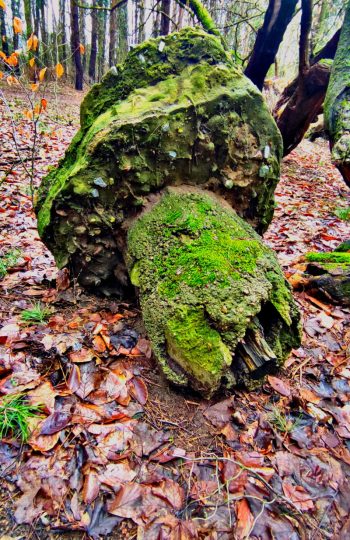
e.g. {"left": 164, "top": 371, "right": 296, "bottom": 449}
{"left": 282, "top": 482, "right": 314, "bottom": 511}
{"left": 268, "top": 375, "right": 291, "bottom": 397}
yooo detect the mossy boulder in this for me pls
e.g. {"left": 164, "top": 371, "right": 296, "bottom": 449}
{"left": 36, "top": 27, "right": 282, "bottom": 289}
{"left": 127, "top": 189, "right": 301, "bottom": 397}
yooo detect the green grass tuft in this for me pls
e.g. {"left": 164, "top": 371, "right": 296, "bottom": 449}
{"left": 335, "top": 206, "right": 350, "bottom": 221}
{"left": 21, "top": 302, "right": 52, "bottom": 324}
{"left": 0, "top": 249, "right": 21, "bottom": 279}
{"left": 0, "top": 394, "right": 43, "bottom": 442}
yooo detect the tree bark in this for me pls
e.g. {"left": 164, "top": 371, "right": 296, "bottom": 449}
{"left": 160, "top": 0, "right": 171, "bottom": 36}
{"left": 0, "top": 7, "right": 9, "bottom": 57}
{"left": 59, "top": 0, "right": 68, "bottom": 67}
{"left": 274, "top": 0, "right": 334, "bottom": 157}
{"left": 116, "top": 2, "right": 128, "bottom": 63}
{"left": 276, "top": 61, "right": 331, "bottom": 156}
{"left": 89, "top": 0, "right": 98, "bottom": 82}
{"left": 244, "top": 0, "right": 298, "bottom": 90}
{"left": 109, "top": 0, "right": 117, "bottom": 66}
{"left": 23, "top": 0, "right": 33, "bottom": 37}
{"left": 79, "top": 5, "right": 87, "bottom": 72}
{"left": 324, "top": 1, "right": 350, "bottom": 186}
{"left": 11, "top": 0, "right": 20, "bottom": 50}
{"left": 70, "top": 0, "right": 84, "bottom": 90}
{"left": 97, "top": 0, "right": 107, "bottom": 80}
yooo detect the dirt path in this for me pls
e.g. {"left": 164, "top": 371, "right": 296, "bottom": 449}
{"left": 0, "top": 90, "right": 349, "bottom": 540}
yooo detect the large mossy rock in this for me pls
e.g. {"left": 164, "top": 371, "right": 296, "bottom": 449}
{"left": 127, "top": 189, "right": 301, "bottom": 397}
{"left": 36, "top": 27, "right": 282, "bottom": 289}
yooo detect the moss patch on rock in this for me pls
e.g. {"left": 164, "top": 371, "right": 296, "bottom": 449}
{"left": 36, "top": 27, "right": 282, "bottom": 290}
{"left": 127, "top": 189, "right": 301, "bottom": 397}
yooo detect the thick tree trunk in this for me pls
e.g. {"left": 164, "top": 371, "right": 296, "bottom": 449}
{"left": 244, "top": 0, "right": 298, "bottom": 90}
{"left": 274, "top": 0, "right": 335, "bottom": 156}
{"left": 89, "top": 0, "right": 98, "bottom": 82}
{"left": 36, "top": 29, "right": 301, "bottom": 397}
{"left": 324, "top": 1, "right": 350, "bottom": 186}
{"left": 0, "top": 7, "right": 9, "bottom": 57}
{"left": 70, "top": 0, "right": 84, "bottom": 90}
{"left": 276, "top": 62, "right": 331, "bottom": 156}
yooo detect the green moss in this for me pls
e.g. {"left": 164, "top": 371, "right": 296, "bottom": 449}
{"left": 127, "top": 190, "right": 300, "bottom": 397}
{"left": 166, "top": 307, "right": 232, "bottom": 393}
{"left": 306, "top": 252, "right": 350, "bottom": 264}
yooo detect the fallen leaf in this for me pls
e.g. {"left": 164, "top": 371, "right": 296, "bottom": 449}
{"left": 268, "top": 375, "right": 291, "bottom": 397}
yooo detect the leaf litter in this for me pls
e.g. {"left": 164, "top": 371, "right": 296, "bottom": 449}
{"left": 0, "top": 92, "right": 349, "bottom": 539}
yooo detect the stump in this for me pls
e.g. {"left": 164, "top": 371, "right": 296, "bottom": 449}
{"left": 35, "top": 28, "right": 301, "bottom": 396}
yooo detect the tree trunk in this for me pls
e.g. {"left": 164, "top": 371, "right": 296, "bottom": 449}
{"left": 324, "top": 1, "right": 350, "bottom": 186}
{"left": 70, "top": 0, "right": 84, "bottom": 90}
{"left": 138, "top": 0, "right": 145, "bottom": 43}
{"left": 0, "top": 7, "right": 9, "bottom": 57}
{"left": 160, "top": 0, "right": 171, "bottom": 36}
{"left": 36, "top": 29, "right": 301, "bottom": 397}
{"left": 109, "top": 1, "right": 117, "bottom": 66}
{"left": 97, "top": 0, "right": 107, "bottom": 80}
{"left": 59, "top": 0, "right": 68, "bottom": 67}
{"left": 116, "top": 3, "right": 128, "bottom": 63}
{"left": 89, "top": 0, "right": 98, "bottom": 82}
{"left": 275, "top": 0, "right": 332, "bottom": 157}
{"left": 244, "top": 0, "right": 298, "bottom": 90}
{"left": 11, "top": 0, "right": 20, "bottom": 50}
{"left": 40, "top": 2, "right": 49, "bottom": 66}
{"left": 23, "top": 0, "right": 33, "bottom": 37}
{"left": 79, "top": 5, "right": 87, "bottom": 72}
{"left": 276, "top": 62, "right": 331, "bottom": 156}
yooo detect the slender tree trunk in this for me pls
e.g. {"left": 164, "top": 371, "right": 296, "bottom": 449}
{"left": 109, "top": 2, "right": 117, "bottom": 66}
{"left": 97, "top": 0, "right": 107, "bottom": 80}
{"left": 244, "top": 0, "right": 298, "bottom": 90}
{"left": 138, "top": 0, "right": 145, "bottom": 43}
{"left": 34, "top": 0, "right": 40, "bottom": 37}
{"left": 79, "top": 5, "right": 87, "bottom": 72}
{"left": 23, "top": 0, "right": 33, "bottom": 37}
{"left": 70, "top": 0, "right": 84, "bottom": 90}
{"left": 59, "top": 0, "right": 68, "bottom": 67}
{"left": 0, "top": 8, "right": 10, "bottom": 56}
{"left": 324, "top": 1, "right": 350, "bottom": 186}
{"left": 11, "top": 0, "right": 20, "bottom": 50}
{"left": 89, "top": 0, "right": 98, "bottom": 82}
{"left": 116, "top": 3, "right": 128, "bottom": 63}
{"left": 40, "top": 2, "right": 49, "bottom": 65}
{"left": 0, "top": 7, "right": 9, "bottom": 57}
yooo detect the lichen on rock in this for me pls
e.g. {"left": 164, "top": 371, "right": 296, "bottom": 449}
{"left": 36, "top": 27, "right": 282, "bottom": 290}
{"left": 127, "top": 189, "right": 301, "bottom": 397}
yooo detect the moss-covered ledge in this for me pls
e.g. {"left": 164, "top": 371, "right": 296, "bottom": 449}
{"left": 126, "top": 188, "right": 301, "bottom": 397}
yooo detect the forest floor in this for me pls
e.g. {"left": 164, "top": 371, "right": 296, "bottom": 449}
{"left": 0, "top": 88, "right": 349, "bottom": 540}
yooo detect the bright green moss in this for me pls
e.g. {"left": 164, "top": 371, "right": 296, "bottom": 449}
{"left": 166, "top": 307, "right": 232, "bottom": 393}
{"left": 306, "top": 252, "right": 350, "bottom": 264}
{"left": 127, "top": 190, "right": 301, "bottom": 396}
